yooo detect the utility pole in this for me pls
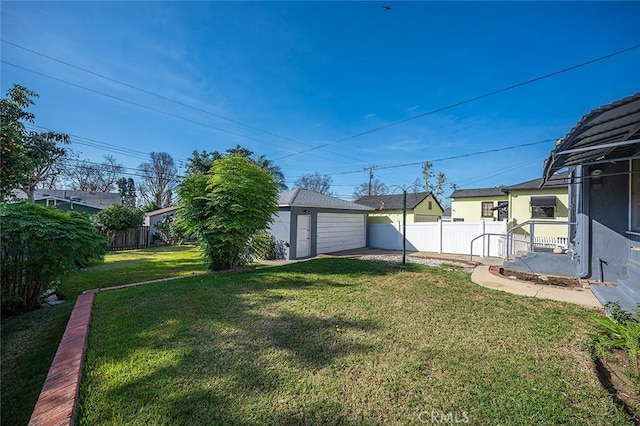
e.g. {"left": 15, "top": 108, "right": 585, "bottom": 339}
{"left": 364, "top": 166, "right": 377, "bottom": 196}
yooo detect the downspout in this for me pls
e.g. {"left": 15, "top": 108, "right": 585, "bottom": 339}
{"left": 576, "top": 165, "right": 591, "bottom": 278}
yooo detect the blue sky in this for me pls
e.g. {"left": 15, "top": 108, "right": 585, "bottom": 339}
{"left": 2, "top": 1, "right": 639, "bottom": 200}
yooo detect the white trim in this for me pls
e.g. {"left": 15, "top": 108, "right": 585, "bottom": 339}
{"left": 557, "top": 138, "right": 640, "bottom": 155}
{"left": 626, "top": 231, "right": 640, "bottom": 236}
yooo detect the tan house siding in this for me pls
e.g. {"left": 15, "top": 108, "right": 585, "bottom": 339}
{"left": 451, "top": 195, "right": 508, "bottom": 222}
{"left": 365, "top": 193, "right": 443, "bottom": 224}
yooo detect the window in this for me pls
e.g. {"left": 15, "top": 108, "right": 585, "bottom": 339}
{"left": 428, "top": 200, "right": 433, "bottom": 210}
{"left": 531, "top": 196, "right": 556, "bottom": 218}
{"left": 481, "top": 201, "right": 494, "bottom": 218}
{"left": 631, "top": 159, "right": 640, "bottom": 232}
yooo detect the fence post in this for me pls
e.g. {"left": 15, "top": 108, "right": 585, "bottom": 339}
{"left": 482, "top": 220, "right": 486, "bottom": 257}
{"left": 439, "top": 219, "right": 443, "bottom": 254}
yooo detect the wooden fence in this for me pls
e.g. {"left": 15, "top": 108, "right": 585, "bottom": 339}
{"left": 102, "top": 226, "right": 150, "bottom": 251}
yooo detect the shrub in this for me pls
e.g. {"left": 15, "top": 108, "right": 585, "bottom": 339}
{"left": 95, "top": 204, "right": 144, "bottom": 232}
{"left": 178, "top": 155, "right": 278, "bottom": 270}
{"left": 1, "top": 202, "right": 108, "bottom": 314}
{"left": 154, "top": 214, "right": 185, "bottom": 245}
{"left": 245, "top": 230, "right": 287, "bottom": 260}
{"left": 590, "top": 302, "right": 640, "bottom": 392}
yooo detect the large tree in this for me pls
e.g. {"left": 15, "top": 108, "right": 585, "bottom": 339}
{"left": 353, "top": 179, "right": 388, "bottom": 200}
{"left": 294, "top": 172, "right": 333, "bottom": 195}
{"left": 0, "top": 84, "right": 69, "bottom": 201}
{"left": 138, "top": 152, "right": 178, "bottom": 208}
{"left": 66, "top": 155, "right": 123, "bottom": 192}
{"left": 185, "top": 145, "right": 286, "bottom": 190}
{"left": 178, "top": 155, "right": 279, "bottom": 270}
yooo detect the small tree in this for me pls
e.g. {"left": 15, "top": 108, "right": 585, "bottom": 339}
{"left": 295, "top": 172, "right": 333, "bottom": 195}
{"left": 154, "top": 214, "right": 185, "bottom": 245}
{"left": 421, "top": 162, "right": 455, "bottom": 203}
{"left": 353, "top": 179, "right": 388, "bottom": 200}
{"left": 117, "top": 177, "right": 137, "bottom": 207}
{"left": 1, "top": 202, "right": 107, "bottom": 314}
{"left": 95, "top": 204, "right": 144, "bottom": 233}
{"left": 0, "top": 84, "right": 70, "bottom": 201}
{"left": 178, "top": 155, "right": 278, "bottom": 270}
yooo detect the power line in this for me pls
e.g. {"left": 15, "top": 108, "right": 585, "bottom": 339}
{"left": 1, "top": 40, "right": 373, "bottom": 168}
{"left": 1, "top": 39, "right": 303, "bottom": 144}
{"left": 3, "top": 60, "right": 304, "bottom": 152}
{"left": 274, "top": 44, "right": 640, "bottom": 160}
{"left": 375, "top": 138, "right": 556, "bottom": 171}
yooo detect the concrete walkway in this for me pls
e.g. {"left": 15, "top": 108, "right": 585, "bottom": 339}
{"left": 329, "top": 248, "right": 602, "bottom": 309}
{"left": 472, "top": 265, "right": 602, "bottom": 309}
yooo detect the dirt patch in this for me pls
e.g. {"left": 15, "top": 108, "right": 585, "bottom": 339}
{"left": 593, "top": 350, "right": 640, "bottom": 422}
{"left": 500, "top": 268, "right": 584, "bottom": 288}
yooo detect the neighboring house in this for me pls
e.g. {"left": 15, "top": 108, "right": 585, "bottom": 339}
{"left": 540, "top": 92, "right": 640, "bottom": 312}
{"left": 450, "top": 173, "right": 569, "bottom": 240}
{"left": 13, "top": 189, "right": 122, "bottom": 214}
{"left": 355, "top": 192, "right": 444, "bottom": 224}
{"left": 144, "top": 206, "right": 179, "bottom": 244}
{"left": 33, "top": 196, "right": 106, "bottom": 215}
{"left": 269, "top": 188, "right": 372, "bottom": 260}
{"left": 36, "top": 189, "right": 121, "bottom": 208}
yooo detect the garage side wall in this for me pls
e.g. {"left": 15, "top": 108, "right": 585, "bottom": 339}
{"left": 269, "top": 209, "right": 292, "bottom": 260}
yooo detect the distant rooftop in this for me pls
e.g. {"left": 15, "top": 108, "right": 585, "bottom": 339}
{"left": 278, "top": 188, "right": 372, "bottom": 211}
{"left": 356, "top": 191, "right": 438, "bottom": 211}
{"left": 451, "top": 172, "right": 569, "bottom": 198}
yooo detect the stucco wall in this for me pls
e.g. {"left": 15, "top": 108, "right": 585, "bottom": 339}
{"left": 580, "top": 162, "right": 630, "bottom": 281}
{"left": 268, "top": 210, "right": 292, "bottom": 259}
{"left": 508, "top": 188, "right": 569, "bottom": 238}
{"left": 451, "top": 196, "right": 508, "bottom": 222}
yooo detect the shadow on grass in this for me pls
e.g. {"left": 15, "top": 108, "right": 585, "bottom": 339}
{"left": 80, "top": 257, "right": 396, "bottom": 424}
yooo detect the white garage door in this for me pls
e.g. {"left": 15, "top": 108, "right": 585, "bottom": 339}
{"left": 317, "top": 213, "right": 366, "bottom": 254}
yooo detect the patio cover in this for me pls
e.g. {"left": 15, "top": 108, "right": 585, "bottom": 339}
{"left": 541, "top": 92, "right": 640, "bottom": 187}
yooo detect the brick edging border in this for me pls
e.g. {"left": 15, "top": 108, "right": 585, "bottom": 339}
{"left": 27, "top": 270, "right": 250, "bottom": 426}
{"left": 28, "top": 293, "right": 94, "bottom": 426}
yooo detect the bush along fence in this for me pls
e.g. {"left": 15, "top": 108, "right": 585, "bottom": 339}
{"left": 101, "top": 226, "right": 149, "bottom": 251}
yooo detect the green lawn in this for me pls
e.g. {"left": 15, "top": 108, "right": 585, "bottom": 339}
{"left": 1, "top": 245, "right": 206, "bottom": 426}
{"left": 78, "top": 258, "right": 632, "bottom": 425}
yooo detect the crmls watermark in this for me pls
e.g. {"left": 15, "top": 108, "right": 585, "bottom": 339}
{"left": 418, "top": 410, "right": 469, "bottom": 424}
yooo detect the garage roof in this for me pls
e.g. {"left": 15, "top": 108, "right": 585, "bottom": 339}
{"left": 278, "top": 188, "right": 372, "bottom": 211}
{"left": 542, "top": 92, "right": 640, "bottom": 186}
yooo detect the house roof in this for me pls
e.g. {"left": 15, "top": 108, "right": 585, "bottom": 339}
{"left": 451, "top": 172, "right": 569, "bottom": 198}
{"left": 542, "top": 92, "right": 640, "bottom": 185}
{"left": 145, "top": 206, "right": 179, "bottom": 217}
{"left": 450, "top": 187, "right": 506, "bottom": 198}
{"left": 278, "top": 188, "right": 372, "bottom": 211}
{"left": 355, "top": 191, "right": 440, "bottom": 211}
{"left": 34, "top": 195, "right": 107, "bottom": 211}
{"left": 442, "top": 206, "right": 452, "bottom": 217}
{"left": 17, "top": 189, "right": 122, "bottom": 208}
{"left": 504, "top": 171, "right": 569, "bottom": 191}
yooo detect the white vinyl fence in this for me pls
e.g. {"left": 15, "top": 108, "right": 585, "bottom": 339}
{"left": 368, "top": 220, "right": 508, "bottom": 257}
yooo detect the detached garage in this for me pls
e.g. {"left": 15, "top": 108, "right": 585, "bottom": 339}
{"left": 269, "top": 188, "right": 372, "bottom": 260}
